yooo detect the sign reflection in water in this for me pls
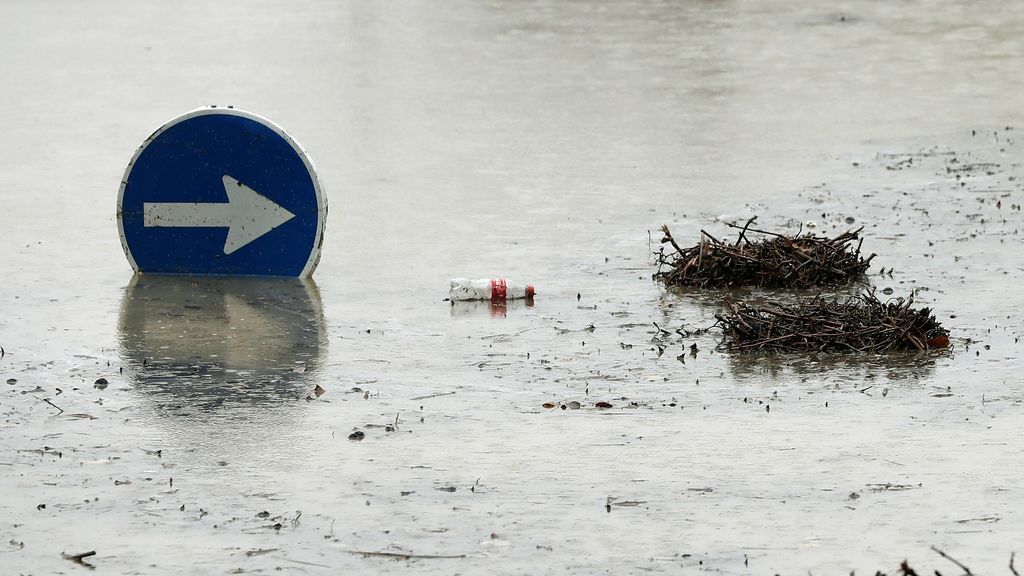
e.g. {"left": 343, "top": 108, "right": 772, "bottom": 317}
{"left": 118, "top": 275, "right": 326, "bottom": 407}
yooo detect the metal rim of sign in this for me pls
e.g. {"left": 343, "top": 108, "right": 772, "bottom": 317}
{"left": 116, "top": 107, "right": 327, "bottom": 278}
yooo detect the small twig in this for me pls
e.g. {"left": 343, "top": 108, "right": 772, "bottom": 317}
{"left": 699, "top": 229, "right": 722, "bottom": 244}
{"left": 63, "top": 550, "right": 97, "bottom": 569}
{"left": 244, "top": 548, "right": 278, "bottom": 557}
{"left": 734, "top": 216, "right": 758, "bottom": 246}
{"left": 930, "top": 546, "right": 973, "bottom": 576}
{"left": 273, "top": 556, "right": 332, "bottom": 568}
{"left": 347, "top": 550, "right": 467, "bottom": 560}
{"left": 65, "top": 551, "right": 97, "bottom": 560}
{"left": 42, "top": 398, "right": 64, "bottom": 414}
{"left": 721, "top": 220, "right": 789, "bottom": 239}
{"left": 1011, "top": 552, "right": 1019, "bottom": 576}
{"left": 659, "top": 225, "right": 685, "bottom": 254}
{"left": 411, "top": 391, "right": 456, "bottom": 401}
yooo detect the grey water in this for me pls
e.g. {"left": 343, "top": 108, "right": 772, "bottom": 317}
{"left": 2, "top": 1, "right": 1024, "bottom": 573}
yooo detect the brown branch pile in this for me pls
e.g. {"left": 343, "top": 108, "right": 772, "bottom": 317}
{"left": 714, "top": 291, "right": 950, "bottom": 353}
{"left": 655, "top": 218, "right": 875, "bottom": 289}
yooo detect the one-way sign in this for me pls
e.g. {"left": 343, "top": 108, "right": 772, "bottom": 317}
{"left": 118, "top": 108, "right": 326, "bottom": 277}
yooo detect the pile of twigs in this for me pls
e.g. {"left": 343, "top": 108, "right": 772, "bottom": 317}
{"left": 715, "top": 291, "right": 950, "bottom": 353}
{"left": 655, "top": 217, "right": 875, "bottom": 289}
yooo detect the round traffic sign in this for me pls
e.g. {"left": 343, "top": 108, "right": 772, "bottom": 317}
{"left": 118, "top": 107, "right": 326, "bottom": 277}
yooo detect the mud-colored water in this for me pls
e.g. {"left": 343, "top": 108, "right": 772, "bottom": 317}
{"left": 2, "top": 1, "right": 1024, "bottom": 574}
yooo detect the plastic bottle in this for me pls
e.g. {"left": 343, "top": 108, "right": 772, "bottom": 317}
{"left": 449, "top": 278, "right": 535, "bottom": 301}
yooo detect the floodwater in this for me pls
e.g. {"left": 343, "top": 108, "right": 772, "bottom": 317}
{"left": 2, "top": 1, "right": 1024, "bottom": 574}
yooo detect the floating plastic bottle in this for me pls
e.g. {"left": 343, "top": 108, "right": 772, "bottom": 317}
{"left": 449, "top": 278, "right": 535, "bottom": 301}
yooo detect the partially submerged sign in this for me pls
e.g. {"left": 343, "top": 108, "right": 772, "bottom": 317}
{"left": 118, "top": 107, "right": 326, "bottom": 277}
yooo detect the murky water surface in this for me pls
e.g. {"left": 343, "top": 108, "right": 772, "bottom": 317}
{"left": 2, "top": 1, "right": 1024, "bottom": 574}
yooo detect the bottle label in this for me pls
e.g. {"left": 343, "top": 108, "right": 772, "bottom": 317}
{"left": 490, "top": 278, "right": 507, "bottom": 300}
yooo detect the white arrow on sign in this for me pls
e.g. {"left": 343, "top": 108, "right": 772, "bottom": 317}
{"left": 143, "top": 175, "right": 296, "bottom": 255}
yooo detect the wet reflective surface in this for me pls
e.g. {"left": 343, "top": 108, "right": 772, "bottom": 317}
{"left": 119, "top": 276, "right": 325, "bottom": 399}
{"left": 2, "top": 1, "right": 1024, "bottom": 574}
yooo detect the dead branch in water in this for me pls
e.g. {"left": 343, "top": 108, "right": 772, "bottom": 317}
{"left": 714, "top": 291, "right": 949, "bottom": 353}
{"left": 654, "top": 217, "right": 875, "bottom": 289}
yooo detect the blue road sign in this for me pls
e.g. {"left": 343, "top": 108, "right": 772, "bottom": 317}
{"left": 118, "top": 108, "right": 326, "bottom": 277}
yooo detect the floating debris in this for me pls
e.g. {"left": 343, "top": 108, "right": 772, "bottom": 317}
{"left": 245, "top": 548, "right": 278, "bottom": 557}
{"left": 714, "top": 291, "right": 950, "bottom": 353}
{"left": 62, "top": 550, "right": 96, "bottom": 569}
{"left": 655, "top": 217, "right": 874, "bottom": 289}
{"left": 347, "top": 550, "right": 467, "bottom": 560}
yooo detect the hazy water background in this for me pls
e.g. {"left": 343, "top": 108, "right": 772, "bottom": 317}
{"left": 2, "top": 1, "right": 1024, "bottom": 574}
